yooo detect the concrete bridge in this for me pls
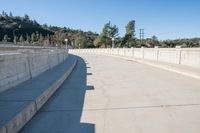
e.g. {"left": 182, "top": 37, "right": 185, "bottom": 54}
{"left": 0, "top": 48, "right": 200, "bottom": 133}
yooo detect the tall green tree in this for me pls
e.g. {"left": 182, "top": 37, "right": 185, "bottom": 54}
{"left": 126, "top": 20, "right": 135, "bottom": 36}
{"left": 94, "top": 22, "right": 119, "bottom": 48}
{"left": 101, "top": 22, "right": 110, "bottom": 48}
{"left": 121, "top": 20, "right": 136, "bottom": 47}
{"left": 109, "top": 25, "right": 119, "bottom": 38}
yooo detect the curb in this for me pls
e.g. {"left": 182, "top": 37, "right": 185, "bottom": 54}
{"left": 1, "top": 57, "right": 77, "bottom": 133}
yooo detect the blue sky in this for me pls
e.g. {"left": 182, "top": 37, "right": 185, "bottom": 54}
{"left": 0, "top": 0, "right": 199, "bottom": 40}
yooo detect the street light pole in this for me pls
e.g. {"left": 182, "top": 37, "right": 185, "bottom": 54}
{"left": 112, "top": 37, "right": 115, "bottom": 48}
{"left": 65, "top": 39, "right": 68, "bottom": 50}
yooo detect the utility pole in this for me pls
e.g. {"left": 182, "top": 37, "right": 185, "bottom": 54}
{"left": 139, "top": 29, "right": 144, "bottom": 46}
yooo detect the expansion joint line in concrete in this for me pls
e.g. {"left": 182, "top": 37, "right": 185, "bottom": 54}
{"left": 40, "top": 103, "right": 200, "bottom": 113}
{"left": 27, "top": 56, "right": 33, "bottom": 79}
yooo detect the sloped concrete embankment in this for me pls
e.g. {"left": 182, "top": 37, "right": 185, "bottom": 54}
{"left": 0, "top": 52, "right": 77, "bottom": 133}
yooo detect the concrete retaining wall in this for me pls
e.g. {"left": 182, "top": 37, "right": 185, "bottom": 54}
{"left": 70, "top": 48, "right": 200, "bottom": 68}
{"left": 0, "top": 56, "right": 77, "bottom": 133}
{"left": 0, "top": 50, "right": 68, "bottom": 93}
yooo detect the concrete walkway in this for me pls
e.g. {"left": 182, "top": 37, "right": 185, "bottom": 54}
{"left": 107, "top": 54, "right": 200, "bottom": 80}
{"left": 0, "top": 55, "right": 76, "bottom": 133}
{"left": 20, "top": 54, "right": 200, "bottom": 133}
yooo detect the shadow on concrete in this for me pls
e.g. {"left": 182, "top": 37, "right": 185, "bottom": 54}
{"left": 87, "top": 73, "right": 93, "bottom": 76}
{"left": 20, "top": 55, "right": 95, "bottom": 133}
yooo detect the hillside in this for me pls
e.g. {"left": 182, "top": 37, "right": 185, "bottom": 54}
{"left": 0, "top": 12, "right": 199, "bottom": 48}
{"left": 0, "top": 13, "right": 53, "bottom": 41}
{"left": 0, "top": 12, "right": 98, "bottom": 48}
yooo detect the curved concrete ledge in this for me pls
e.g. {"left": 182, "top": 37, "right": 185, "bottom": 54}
{"left": 0, "top": 55, "right": 77, "bottom": 133}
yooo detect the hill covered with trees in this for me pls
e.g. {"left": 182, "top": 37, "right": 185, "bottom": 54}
{"left": 0, "top": 11, "right": 98, "bottom": 48}
{"left": 0, "top": 11, "right": 199, "bottom": 48}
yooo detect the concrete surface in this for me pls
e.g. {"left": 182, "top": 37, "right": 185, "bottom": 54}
{"left": 20, "top": 54, "right": 200, "bottom": 133}
{"left": 106, "top": 54, "right": 200, "bottom": 80}
{"left": 71, "top": 49, "right": 200, "bottom": 80}
{"left": 0, "top": 55, "right": 77, "bottom": 133}
{"left": 0, "top": 49, "right": 68, "bottom": 93}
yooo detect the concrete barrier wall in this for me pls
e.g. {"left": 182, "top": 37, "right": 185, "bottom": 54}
{"left": 180, "top": 49, "right": 200, "bottom": 67}
{"left": 0, "top": 49, "right": 68, "bottom": 93}
{"left": 70, "top": 48, "right": 200, "bottom": 68}
{"left": 0, "top": 53, "right": 30, "bottom": 93}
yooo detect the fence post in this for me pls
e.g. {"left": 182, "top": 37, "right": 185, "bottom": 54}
{"left": 176, "top": 47, "right": 182, "bottom": 64}
{"left": 142, "top": 47, "right": 144, "bottom": 59}
{"left": 131, "top": 47, "right": 134, "bottom": 57}
{"left": 156, "top": 47, "right": 159, "bottom": 61}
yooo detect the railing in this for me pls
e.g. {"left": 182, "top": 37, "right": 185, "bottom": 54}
{"left": 70, "top": 48, "right": 200, "bottom": 68}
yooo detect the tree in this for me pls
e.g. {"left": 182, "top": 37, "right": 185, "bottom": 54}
{"left": 31, "top": 33, "right": 37, "bottom": 43}
{"left": 122, "top": 20, "right": 137, "bottom": 47}
{"left": 33, "top": 20, "right": 39, "bottom": 26}
{"left": 3, "top": 34, "right": 9, "bottom": 43}
{"left": 24, "top": 14, "right": 30, "bottom": 21}
{"left": 13, "top": 35, "right": 18, "bottom": 44}
{"left": 126, "top": 20, "right": 135, "bottom": 36}
{"left": 152, "top": 35, "right": 159, "bottom": 47}
{"left": 19, "top": 35, "right": 24, "bottom": 43}
{"left": 94, "top": 36, "right": 102, "bottom": 47}
{"left": 36, "top": 31, "right": 40, "bottom": 42}
{"left": 101, "top": 22, "right": 111, "bottom": 48}
{"left": 109, "top": 25, "right": 118, "bottom": 38}
{"left": 53, "top": 30, "right": 66, "bottom": 45}
{"left": 75, "top": 32, "right": 87, "bottom": 48}
{"left": 26, "top": 34, "right": 31, "bottom": 44}
{"left": 9, "top": 12, "right": 13, "bottom": 17}
{"left": 2, "top": 11, "right": 7, "bottom": 17}
{"left": 121, "top": 34, "right": 130, "bottom": 47}
{"left": 42, "top": 24, "right": 48, "bottom": 29}
{"left": 39, "top": 34, "right": 44, "bottom": 44}
{"left": 0, "top": 12, "right": 98, "bottom": 47}
{"left": 95, "top": 22, "right": 119, "bottom": 48}
{"left": 2, "top": 11, "right": 6, "bottom": 16}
